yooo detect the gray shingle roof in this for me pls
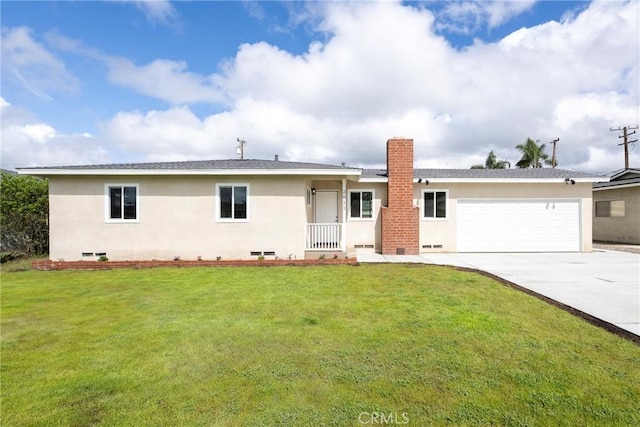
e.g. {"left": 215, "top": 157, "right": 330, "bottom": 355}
{"left": 19, "top": 159, "right": 357, "bottom": 171}
{"left": 593, "top": 177, "right": 640, "bottom": 189}
{"left": 19, "top": 158, "right": 606, "bottom": 181}
{"left": 362, "top": 168, "right": 604, "bottom": 179}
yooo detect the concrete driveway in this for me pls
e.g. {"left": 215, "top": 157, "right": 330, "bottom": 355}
{"left": 357, "top": 250, "right": 640, "bottom": 337}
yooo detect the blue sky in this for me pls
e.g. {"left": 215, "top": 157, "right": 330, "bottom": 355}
{"left": 1, "top": 1, "right": 638, "bottom": 173}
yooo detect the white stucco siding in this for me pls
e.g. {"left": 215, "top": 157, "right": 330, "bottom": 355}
{"left": 417, "top": 182, "right": 593, "bottom": 253}
{"left": 49, "top": 175, "right": 308, "bottom": 261}
{"left": 345, "top": 182, "right": 387, "bottom": 252}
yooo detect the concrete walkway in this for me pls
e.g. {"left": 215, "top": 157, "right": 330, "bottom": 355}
{"left": 357, "top": 250, "right": 640, "bottom": 337}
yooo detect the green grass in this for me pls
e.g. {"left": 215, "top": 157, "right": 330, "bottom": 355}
{"left": 0, "top": 255, "right": 46, "bottom": 273}
{"left": 2, "top": 265, "right": 639, "bottom": 426}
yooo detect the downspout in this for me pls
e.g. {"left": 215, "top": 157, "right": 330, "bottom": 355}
{"left": 341, "top": 178, "right": 347, "bottom": 252}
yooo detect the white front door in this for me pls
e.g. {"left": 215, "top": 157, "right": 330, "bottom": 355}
{"left": 315, "top": 191, "right": 338, "bottom": 223}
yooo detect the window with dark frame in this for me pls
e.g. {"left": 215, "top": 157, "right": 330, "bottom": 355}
{"left": 424, "top": 191, "right": 447, "bottom": 218}
{"left": 350, "top": 191, "right": 373, "bottom": 219}
{"left": 108, "top": 185, "right": 137, "bottom": 220}
{"left": 219, "top": 185, "right": 248, "bottom": 220}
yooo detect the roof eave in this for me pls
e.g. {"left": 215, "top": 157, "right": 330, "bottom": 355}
{"left": 18, "top": 168, "right": 362, "bottom": 177}
{"left": 359, "top": 177, "right": 603, "bottom": 184}
{"left": 417, "top": 178, "right": 604, "bottom": 184}
{"left": 593, "top": 182, "right": 640, "bottom": 191}
{"left": 610, "top": 168, "right": 640, "bottom": 180}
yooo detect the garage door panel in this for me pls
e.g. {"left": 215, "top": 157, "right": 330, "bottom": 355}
{"left": 457, "top": 200, "right": 580, "bottom": 252}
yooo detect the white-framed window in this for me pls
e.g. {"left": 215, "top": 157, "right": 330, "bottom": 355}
{"left": 595, "top": 200, "right": 625, "bottom": 217}
{"left": 306, "top": 187, "right": 312, "bottom": 207}
{"left": 216, "top": 183, "right": 250, "bottom": 222}
{"left": 423, "top": 190, "right": 448, "bottom": 219}
{"left": 349, "top": 190, "right": 374, "bottom": 219}
{"left": 105, "top": 184, "right": 139, "bottom": 222}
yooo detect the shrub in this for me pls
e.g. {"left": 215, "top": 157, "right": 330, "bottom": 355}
{"left": 0, "top": 172, "right": 49, "bottom": 255}
{"left": 0, "top": 251, "right": 25, "bottom": 264}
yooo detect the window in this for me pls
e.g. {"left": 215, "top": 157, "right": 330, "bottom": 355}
{"left": 349, "top": 190, "right": 374, "bottom": 219}
{"left": 595, "top": 200, "right": 625, "bottom": 217}
{"left": 306, "top": 187, "right": 312, "bottom": 207}
{"left": 423, "top": 190, "right": 447, "bottom": 219}
{"left": 217, "top": 184, "right": 249, "bottom": 221}
{"left": 105, "top": 184, "right": 138, "bottom": 222}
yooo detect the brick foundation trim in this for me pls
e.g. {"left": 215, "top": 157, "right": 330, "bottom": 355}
{"left": 31, "top": 258, "right": 358, "bottom": 271}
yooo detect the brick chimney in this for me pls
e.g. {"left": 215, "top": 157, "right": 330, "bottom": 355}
{"left": 381, "top": 138, "right": 419, "bottom": 255}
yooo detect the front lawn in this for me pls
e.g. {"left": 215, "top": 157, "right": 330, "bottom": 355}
{"left": 2, "top": 265, "right": 639, "bottom": 426}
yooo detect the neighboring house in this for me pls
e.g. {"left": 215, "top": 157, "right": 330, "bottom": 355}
{"left": 18, "top": 138, "right": 606, "bottom": 261}
{"left": 593, "top": 168, "right": 640, "bottom": 244}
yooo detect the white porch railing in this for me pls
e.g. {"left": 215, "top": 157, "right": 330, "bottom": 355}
{"left": 306, "top": 223, "right": 343, "bottom": 250}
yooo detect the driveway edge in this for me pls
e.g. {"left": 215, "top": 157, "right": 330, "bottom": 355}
{"left": 454, "top": 266, "right": 640, "bottom": 345}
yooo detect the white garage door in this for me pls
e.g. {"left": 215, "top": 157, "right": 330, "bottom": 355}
{"left": 457, "top": 199, "right": 581, "bottom": 252}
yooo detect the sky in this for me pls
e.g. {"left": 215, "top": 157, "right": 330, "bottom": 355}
{"left": 1, "top": 0, "right": 638, "bottom": 174}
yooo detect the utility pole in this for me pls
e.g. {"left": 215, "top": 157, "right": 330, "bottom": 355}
{"left": 236, "top": 138, "right": 246, "bottom": 160}
{"left": 550, "top": 138, "right": 559, "bottom": 168}
{"left": 610, "top": 126, "right": 638, "bottom": 169}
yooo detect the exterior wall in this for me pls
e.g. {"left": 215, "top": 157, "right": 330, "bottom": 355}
{"left": 49, "top": 175, "right": 308, "bottom": 261}
{"left": 417, "top": 182, "right": 593, "bottom": 252}
{"left": 381, "top": 138, "right": 420, "bottom": 255}
{"left": 345, "top": 182, "right": 387, "bottom": 252}
{"left": 593, "top": 186, "right": 640, "bottom": 244}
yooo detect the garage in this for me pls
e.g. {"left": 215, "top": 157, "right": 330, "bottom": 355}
{"left": 457, "top": 199, "right": 581, "bottom": 252}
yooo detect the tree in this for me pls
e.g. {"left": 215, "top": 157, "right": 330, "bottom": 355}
{"left": 0, "top": 171, "right": 49, "bottom": 255}
{"left": 515, "top": 138, "right": 551, "bottom": 168}
{"left": 471, "top": 150, "right": 510, "bottom": 169}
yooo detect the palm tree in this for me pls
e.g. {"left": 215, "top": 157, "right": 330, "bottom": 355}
{"left": 471, "top": 150, "right": 510, "bottom": 169}
{"left": 515, "top": 138, "right": 551, "bottom": 168}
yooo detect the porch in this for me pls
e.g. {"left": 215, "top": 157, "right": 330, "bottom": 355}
{"left": 305, "top": 223, "right": 343, "bottom": 251}
{"left": 305, "top": 178, "right": 348, "bottom": 253}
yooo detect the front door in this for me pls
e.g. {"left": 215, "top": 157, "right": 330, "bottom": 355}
{"left": 315, "top": 191, "right": 338, "bottom": 223}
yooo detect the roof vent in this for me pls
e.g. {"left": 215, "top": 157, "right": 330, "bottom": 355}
{"left": 274, "top": 154, "right": 279, "bottom": 161}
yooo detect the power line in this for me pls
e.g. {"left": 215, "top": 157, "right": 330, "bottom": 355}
{"left": 610, "top": 126, "right": 638, "bottom": 169}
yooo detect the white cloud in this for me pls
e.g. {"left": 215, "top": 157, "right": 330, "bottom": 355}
{"left": 207, "top": 0, "right": 638, "bottom": 172}
{"left": 105, "top": 57, "right": 226, "bottom": 105}
{"left": 43, "top": 30, "right": 225, "bottom": 105}
{"left": 0, "top": 27, "right": 78, "bottom": 100}
{"left": 219, "top": 3, "right": 453, "bottom": 120}
{"left": 115, "top": 0, "right": 180, "bottom": 28}
{"left": 100, "top": 106, "right": 219, "bottom": 160}
{"left": 22, "top": 123, "right": 56, "bottom": 143}
{"left": 434, "top": 0, "right": 537, "bottom": 35}
{"left": 0, "top": 98, "right": 108, "bottom": 169}
{"left": 6, "top": 0, "right": 639, "bottom": 174}
{"left": 135, "top": 0, "right": 176, "bottom": 23}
